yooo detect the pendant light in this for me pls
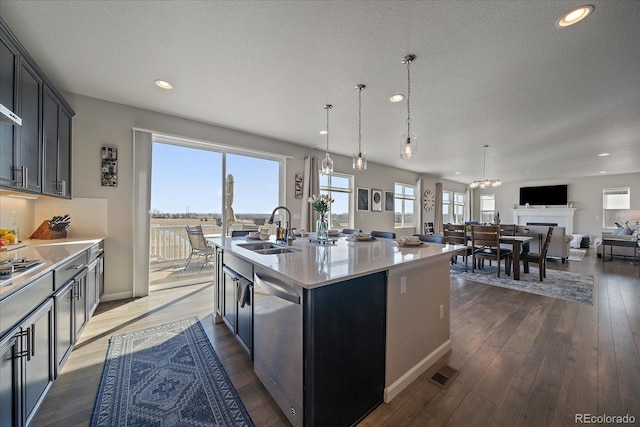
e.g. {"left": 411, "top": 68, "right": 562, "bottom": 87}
{"left": 470, "top": 145, "right": 502, "bottom": 189}
{"left": 321, "top": 104, "right": 334, "bottom": 175}
{"left": 353, "top": 84, "right": 367, "bottom": 170}
{"left": 400, "top": 54, "right": 417, "bottom": 159}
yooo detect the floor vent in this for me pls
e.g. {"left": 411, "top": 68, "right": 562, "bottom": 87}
{"left": 429, "top": 365, "right": 459, "bottom": 389}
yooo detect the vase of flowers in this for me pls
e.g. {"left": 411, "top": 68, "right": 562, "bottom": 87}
{"left": 309, "top": 194, "right": 334, "bottom": 240}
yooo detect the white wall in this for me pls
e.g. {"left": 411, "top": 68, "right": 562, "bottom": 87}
{"left": 46, "top": 93, "right": 421, "bottom": 299}
{"left": 472, "top": 173, "right": 640, "bottom": 238}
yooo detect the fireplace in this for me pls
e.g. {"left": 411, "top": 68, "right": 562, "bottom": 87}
{"left": 512, "top": 207, "right": 576, "bottom": 234}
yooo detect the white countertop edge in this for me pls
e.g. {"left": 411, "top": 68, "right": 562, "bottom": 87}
{"left": 211, "top": 236, "right": 463, "bottom": 289}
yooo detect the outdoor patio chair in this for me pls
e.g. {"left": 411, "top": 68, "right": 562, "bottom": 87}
{"left": 185, "top": 225, "right": 215, "bottom": 271}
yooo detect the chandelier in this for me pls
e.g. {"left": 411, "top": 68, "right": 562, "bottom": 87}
{"left": 353, "top": 84, "right": 367, "bottom": 170}
{"left": 470, "top": 145, "right": 502, "bottom": 188}
{"left": 321, "top": 104, "right": 333, "bottom": 175}
{"left": 400, "top": 54, "right": 417, "bottom": 159}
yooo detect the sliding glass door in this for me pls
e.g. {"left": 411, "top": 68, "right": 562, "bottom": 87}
{"left": 148, "top": 138, "right": 284, "bottom": 291}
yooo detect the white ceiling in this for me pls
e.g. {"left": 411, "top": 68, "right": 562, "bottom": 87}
{"left": 1, "top": 0, "right": 638, "bottom": 185}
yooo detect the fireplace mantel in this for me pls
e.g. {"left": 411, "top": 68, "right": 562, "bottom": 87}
{"left": 512, "top": 207, "right": 577, "bottom": 234}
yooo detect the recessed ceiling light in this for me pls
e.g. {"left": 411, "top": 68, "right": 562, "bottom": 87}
{"left": 557, "top": 5, "right": 593, "bottom": 27}
{"left": 525, "top": 172, "right": 532, "bottom": 175}
{"left": 599, "top": 170, "right": 607, "bottom": 174}
{"left": 155, "top": 79, "right": 173, "bottom": 90}
{"left": 389, "top": 94, "right": 404, "bottom": 103}
{"left": 454, "top": 172, "right": 460, "bottom": 175}
{"left": 319, "top": 130, "right": 328, "bottom": 135}
{"left": 598, "top": 152, "right": 610, "bottom": 157}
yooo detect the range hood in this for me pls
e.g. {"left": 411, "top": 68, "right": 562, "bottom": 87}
{"left": 0, "top": 103, "right": 22, "bottom": 126}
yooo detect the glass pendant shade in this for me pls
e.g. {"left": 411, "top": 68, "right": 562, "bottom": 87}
{"left": 400, "top": 132, "right": 417, "bottom": 159}
{"left": 321, "top": 152, "right": 333, "bottom": 175}
{"left": 353, "top": 149, "right": 367, "bottom": 170}
{"left": 321, "top": 104, "right": 333, "bottom": 176}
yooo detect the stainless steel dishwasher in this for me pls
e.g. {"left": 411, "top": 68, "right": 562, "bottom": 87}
{"left": 253, "top": 267, "right": 303, "bottom": 427}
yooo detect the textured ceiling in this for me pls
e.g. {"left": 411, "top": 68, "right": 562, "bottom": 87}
{"left": 1, "top": 0, "right": 638, "bottom": 185}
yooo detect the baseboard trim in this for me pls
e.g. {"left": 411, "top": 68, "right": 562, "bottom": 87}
{"left": 100, "top": 291, "right": 133, "bottom": 302}
{"left": 384, "top": 339, "right": 452, "bottom": 403}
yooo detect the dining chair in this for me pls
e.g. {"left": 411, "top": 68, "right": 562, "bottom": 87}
{"left": 231, "top": 230, "right": 251, "bottom": 237}
{"left": 471, "top": 225, "right": 512, "bottom": 277}
{"left": 521, "top": 227, "right": 553, "bottom": 281}
{"left": 424, "top": 222, "right": 435, "bottom": 234}
{"left": 414, "top": 234, "right": 445, "bottom": 244}
{"left": 185, "top": 225, "right": 216, "bottom": 271}
{"left": 371, "top": 230, "right": 396, "bottom": 239}
{"left": 341, "top": 228, "right": 362, "bottom": 235}
{"left": 499, "top": 223, "right": 517, "bottom": 253}
{"left": 443, "top": 223, "right": 471, "bottom": 271}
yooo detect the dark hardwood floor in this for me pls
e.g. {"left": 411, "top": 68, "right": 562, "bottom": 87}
{"left": 34, "top": 249, "right": 639, "bottom": 426}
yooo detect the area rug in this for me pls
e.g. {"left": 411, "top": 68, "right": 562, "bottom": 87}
{"left": 568, "top": 248, "right": 587, "bottom": 262}
{"left": 90, "top": 317, "right": 254, "bottom": 427}
{"left": 450, "top": 263, "right": 594, "bottom": 305}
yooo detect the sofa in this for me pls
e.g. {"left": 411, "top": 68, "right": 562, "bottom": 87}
{"left": 594, "top": 228, "right": 638, "bottom": 259}
{"left": 516, "top": 225, "right": 571, "bottom": 263}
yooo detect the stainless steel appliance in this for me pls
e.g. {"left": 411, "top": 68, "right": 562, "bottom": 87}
{"left": 253, "top": 267, "right": 303, "bottom": 427}
{"left": 0, "top": 258, "right": 44, "bottom": 284}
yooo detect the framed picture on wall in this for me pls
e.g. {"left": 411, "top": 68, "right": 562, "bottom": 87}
{"left": 357, "top": 187, "right": 369, "bottom": 211}
{"left": 385, "top": 191, "right": 394, "bottom": 211}
{"left": 371, "top": 189, "right": 383, "bottom": 212}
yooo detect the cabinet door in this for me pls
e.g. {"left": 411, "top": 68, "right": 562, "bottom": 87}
{"left": 54, "top": 281, "right": 73, "bottom": 375}
{"left": 58, "top": 106, "right": 71, "bottom": 197}
{"left": 42, "top": 88, "right": 59, "bottom": 196}
{"left": 0, "top": 333, "right": 19, "bottom": 427}
{"left": 222, "top": 268, "right": 237, "bottom": 333}
{"left": 22, "top": 298, "right": 54, "bottom": 425}
{"left": 0, "top": 36, "right": 18, "bottom": 188}
{"left": 16, "top": 59, "right": 42, "bottom": 192}
{"left": 73, "top": 274, "right": 87, "bottom": 339}
{"left": 85, "top": 260, "right": 98, "bottom": 318}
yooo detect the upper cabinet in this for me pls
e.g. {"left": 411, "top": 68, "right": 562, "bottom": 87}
{"left": 0, "top": 18, "right": 74, "bottom": 198}
{"left": 43, "top": 87, "right": 72, "bottom": 197}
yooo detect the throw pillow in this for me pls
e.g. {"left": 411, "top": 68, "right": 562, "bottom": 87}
{"left": 570, "top": 234, "right": 582, "bottom": 249}
{"left": 612, "top": 227, "right": 625, "bottom": 235}
{"left": 623, "top": 226, "right": 633, "bottom": 235}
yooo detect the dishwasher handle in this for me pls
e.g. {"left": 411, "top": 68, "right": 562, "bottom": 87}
{"left": 254, "top": 273, "right": 301, "bottom": 305}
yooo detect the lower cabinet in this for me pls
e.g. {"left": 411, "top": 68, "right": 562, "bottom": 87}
{"left": 53, "top": 268, "right": 87, "bottom": 375}
{"left": 0, "top": 298, "right": 54, "bottom": 427}
{"left": 220, "top": 251, "right": 254, "bottom": 358}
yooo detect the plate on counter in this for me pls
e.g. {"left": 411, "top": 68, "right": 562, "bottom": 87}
{"left": 346, "top": 236, "right": 376, "bottom": 242}
{"left": 395, "top": 240, "right": 423, "bottom": 247}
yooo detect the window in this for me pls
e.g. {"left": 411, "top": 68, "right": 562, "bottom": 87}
{"left": 394, "top": 183, "right": 415, "bottom": 228}
{"left": 602, "top": 187, "right": 631, "bottom": 228}
{"left": 480, "top": 194, "right": 495, "bottom": 224}
{"left": 319, "top": 172, "right": 354, "bottom": 229}
{"left": 443, "top": 190, "right": 466, "bottom": 224}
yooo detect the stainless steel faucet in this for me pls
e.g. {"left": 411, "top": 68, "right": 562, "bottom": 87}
{"left": 268, "top": 206, "right": 295, "bottom": 245}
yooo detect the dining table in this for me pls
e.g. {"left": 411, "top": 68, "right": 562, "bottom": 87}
{"left": 498, "top": 235, "right": 534, "bottom": 280}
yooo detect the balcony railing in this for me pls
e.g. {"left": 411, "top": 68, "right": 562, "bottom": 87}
{"left": 150, "top": 224, "right": 221, "bottom": 264}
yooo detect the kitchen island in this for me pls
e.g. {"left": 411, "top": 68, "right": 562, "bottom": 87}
{"left": 209, "top": 234, "right": 462, "bottom": 427}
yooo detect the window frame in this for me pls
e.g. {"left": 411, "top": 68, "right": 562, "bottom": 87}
{"left": 479, "top": 194, "right": 496, "bottom": 224}
{"left": 602, "top": 187, "right": 631, "bottom": 228}
{"left": 442, "top": 190, "right": 466, "bottom": 224}
{"left": 319, "top": 171, "right": 355, "bottom": 229}
{"left": 394, "top": 182, "right": 416, "bottom": 229}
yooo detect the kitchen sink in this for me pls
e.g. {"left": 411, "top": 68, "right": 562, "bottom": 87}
{"left": 237, "top": 242, "right": 300, "bottom": 255}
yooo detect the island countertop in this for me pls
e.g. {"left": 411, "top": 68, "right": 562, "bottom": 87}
{"left": 209, "top": 235, "right": 463, "bottom": 289}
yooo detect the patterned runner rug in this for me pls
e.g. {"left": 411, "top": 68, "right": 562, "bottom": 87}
{"left": 90, "top": 317, "right": 254, "bottom": 427}
{"left": 450, "top": 263, "right": 594, "bottom": 305}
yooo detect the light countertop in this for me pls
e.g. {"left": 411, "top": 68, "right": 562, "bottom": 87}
{"left": 209, "top": 235, "right": 464, "bottom": 289}
{"left": 0, "top": 237, "right": 104, "bottom": 299}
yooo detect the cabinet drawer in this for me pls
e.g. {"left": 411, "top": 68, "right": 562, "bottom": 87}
{"left": 54, "top": 252, "right": 87, "bottom": 290}
{"left": 223, "top": 252, "right": 253, "bottom": 280}
{"left": 0, "top": 272, "right": 53, "bottom": 337}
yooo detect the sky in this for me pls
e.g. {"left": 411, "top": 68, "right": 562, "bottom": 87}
{"left": 151, "top": 142, "right": 279, "bottom": 215}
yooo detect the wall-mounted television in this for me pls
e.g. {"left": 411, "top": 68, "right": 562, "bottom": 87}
{"left": 519, "top": 185, "right": 568, "bottom": 206}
